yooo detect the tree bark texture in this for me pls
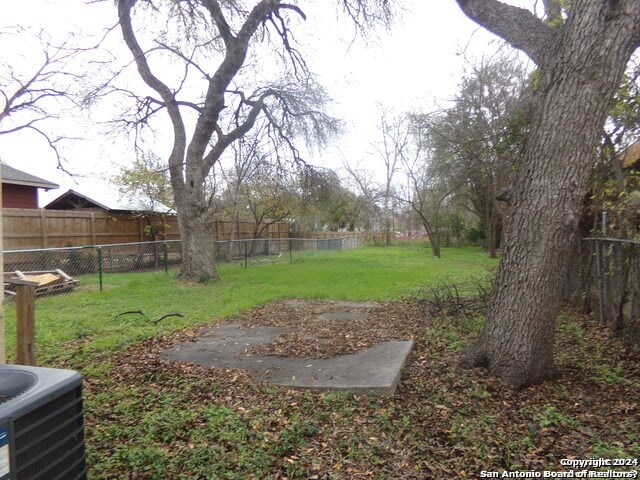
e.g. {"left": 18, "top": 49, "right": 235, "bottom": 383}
{"left": 176, "top": 201, "right": 219, "bottom": 282}
{"left": 457, "top": 0, "right": 640, "bottom": 388}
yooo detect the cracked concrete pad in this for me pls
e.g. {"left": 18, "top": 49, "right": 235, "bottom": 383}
{"left": 162, "top": 324, "right": 413, "bottom": 396}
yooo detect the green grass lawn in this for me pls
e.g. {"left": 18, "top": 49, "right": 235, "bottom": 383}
{"left": 4, "top": 245, "right": 497, "bottom": 365}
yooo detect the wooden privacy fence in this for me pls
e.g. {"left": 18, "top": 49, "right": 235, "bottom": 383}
{"left": 2, "top": 208, "right": 290, "bottom": 250}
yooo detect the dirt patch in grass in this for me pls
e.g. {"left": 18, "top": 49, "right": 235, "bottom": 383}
{"left": 79, "top": 300, "right": 640, "bottom": 479}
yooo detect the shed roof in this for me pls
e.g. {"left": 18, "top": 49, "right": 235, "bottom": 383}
{"left": 1, "top": 164, "right": 59, "bottom": 190}
{"left": 45, "top": 189, "right": 173, "bottom": 213}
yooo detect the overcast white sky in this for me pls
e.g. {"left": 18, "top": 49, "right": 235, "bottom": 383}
{"left": 0, "top": 0, "right": 533, "bottom": 206}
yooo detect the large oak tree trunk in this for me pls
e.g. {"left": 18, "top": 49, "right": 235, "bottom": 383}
{"left": 177, "top": 208, "right": 218, "bottom": 282}
{"left": 171, "top": 153, "right": 219, "bottom": 281}
{"left": 457, "top": 0, "right": 640, "bottom": 388}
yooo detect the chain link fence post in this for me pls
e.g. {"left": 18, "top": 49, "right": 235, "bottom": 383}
{"left": 97, "top": 246, "right": 103, "bottom": 292}
{"left": 163, "top": 241, "right": 169, "bottom": 274}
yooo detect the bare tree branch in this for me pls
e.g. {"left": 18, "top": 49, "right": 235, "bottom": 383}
{"left": 0, "top": 28, "right": 96, "bottom": 171}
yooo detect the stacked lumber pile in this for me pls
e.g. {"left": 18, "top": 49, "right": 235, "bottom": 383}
{"left": 4, "top": 269, "right": 79, "bottom": 299}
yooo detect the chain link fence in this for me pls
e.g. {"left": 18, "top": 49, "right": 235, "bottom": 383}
{"left": 582, "top": 237, "right": 640, "bottom": 335}
{"left": 3, "top": 235, "right": 365, "bottom": 298}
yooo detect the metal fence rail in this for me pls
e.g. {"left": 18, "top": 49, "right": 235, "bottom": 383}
{"left": 3, "top": 236, "right": 365, "bottom": 297}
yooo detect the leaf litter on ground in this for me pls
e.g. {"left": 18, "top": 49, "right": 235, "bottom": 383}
{"left": 68, "top": 299, "right": 640, "bottom": 479}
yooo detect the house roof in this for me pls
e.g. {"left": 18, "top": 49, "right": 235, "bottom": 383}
{"left": 44, "top": 189, "right": 173, "bottom": 213}
{"left": 621, "top": 141, "right": 640, "bottom": 168}
{"left": 1, "top": 164, "right": 59, "bottom": 190}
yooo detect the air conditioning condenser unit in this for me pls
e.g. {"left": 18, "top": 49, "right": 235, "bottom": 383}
{"left": 0, "top": 365, "right": 87, "bottom": 480}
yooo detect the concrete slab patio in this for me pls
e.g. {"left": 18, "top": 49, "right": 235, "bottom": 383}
{"left": 161, "top": 301, "right": 414, "bottom": 395}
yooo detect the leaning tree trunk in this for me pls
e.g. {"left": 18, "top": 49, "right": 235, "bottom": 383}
{"left": 459, "top": 0, "right": 640, "bottom": 388}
